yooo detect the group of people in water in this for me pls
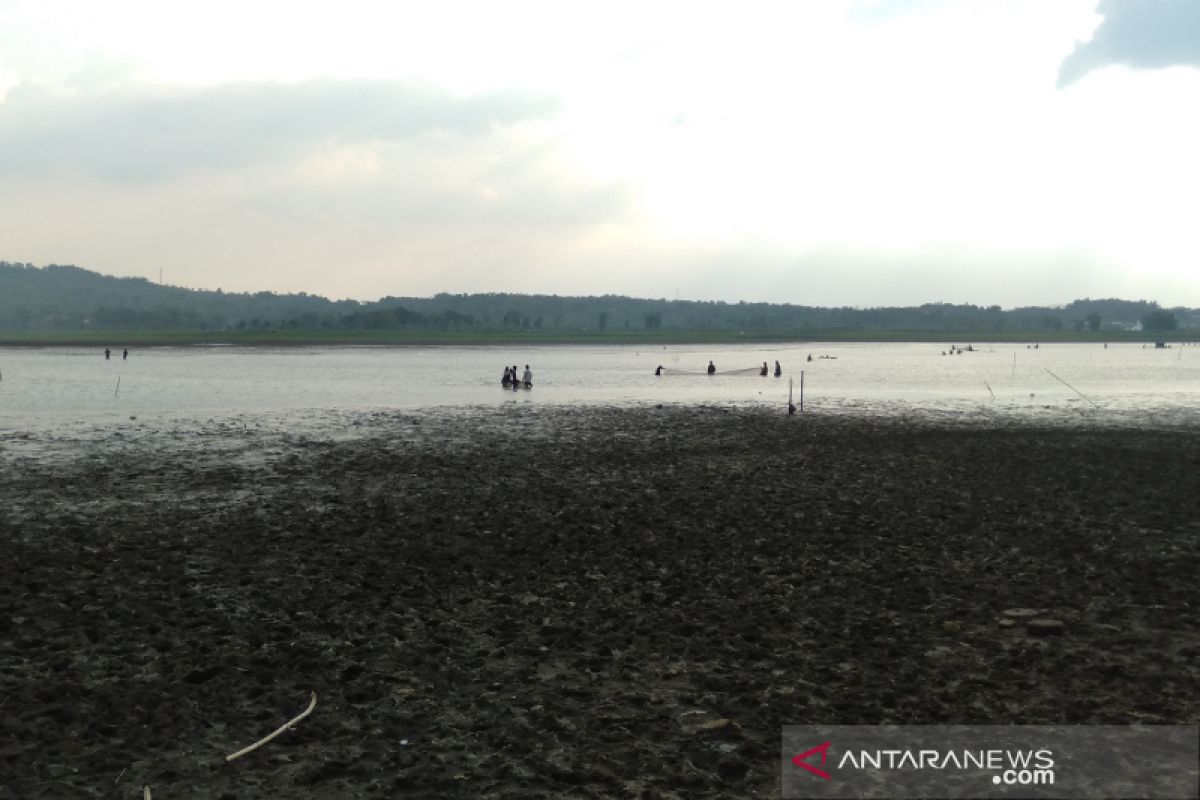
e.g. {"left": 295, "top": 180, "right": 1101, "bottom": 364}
{"left": 103, "top": 348, "right": 128, "bottom": 360}
{"left": 501, "top": 364, "right": 533, "bottom": 390}
{"left": 654, "top": 359, "right": 784, "bottom": 376}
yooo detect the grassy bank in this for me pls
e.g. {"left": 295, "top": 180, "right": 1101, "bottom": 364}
{"left": 0, "top": 328, "right": 1194, "bottom": 347}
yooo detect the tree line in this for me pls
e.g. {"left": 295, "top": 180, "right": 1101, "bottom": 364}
{"left": 0, "top": 261, "right": 1191, "bottom": 335}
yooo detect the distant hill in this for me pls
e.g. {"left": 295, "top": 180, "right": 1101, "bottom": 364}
{"left": 1, "top": 261, "right": 1194, "bottom": 336}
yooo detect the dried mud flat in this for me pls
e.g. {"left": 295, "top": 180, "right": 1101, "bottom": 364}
{"left": 1, "top": 405, "right": 1198, "bottom": 799}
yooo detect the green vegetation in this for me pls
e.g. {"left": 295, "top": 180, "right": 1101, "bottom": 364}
{"left": 2, "top": 328, "right": 1192, "bottom": 347}
{"left": 1, "top": 261, "right": 1196, "bottom": 345}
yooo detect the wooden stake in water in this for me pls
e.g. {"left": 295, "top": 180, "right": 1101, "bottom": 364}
{"left": 1011, "top": 352, "right": 1016, "bottom": 378}
{"left": 800, "top": 370, "right": 805, "bottom": 412}
{"left": 984, "top": 380, "right": 995, "bottom": 400}
{"left": 115, "top": 376, "right": 121, "bottom": 397}
{"left": 1044, "top": 368, "right": 1098, "bottom": 409}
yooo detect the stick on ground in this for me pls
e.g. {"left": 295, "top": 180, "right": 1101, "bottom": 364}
{"left": 226, "top": 692, "right": 318, "bottom": 762}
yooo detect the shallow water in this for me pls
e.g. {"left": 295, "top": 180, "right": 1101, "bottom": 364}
{"left": 1, "top": 341, "right": 1198, "bottom": 450}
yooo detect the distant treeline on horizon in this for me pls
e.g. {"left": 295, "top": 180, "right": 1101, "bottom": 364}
{"left": 0, "top": 261, "right": 1193, "bottom": 335}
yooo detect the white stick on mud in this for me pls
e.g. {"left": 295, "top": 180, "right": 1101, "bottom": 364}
{"left": 144, "top": 786, "right": 151, "bottom": 800}
{"left": 226, "top": 692, "right": 318, "bottom": 762}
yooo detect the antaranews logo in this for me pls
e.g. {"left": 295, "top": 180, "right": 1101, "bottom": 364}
{"left": 835, "top": 746, "right": 1055, "bottom": 783}
{"left": 789, "top": 740, "right": 1055, "bottom": 786}
{"left": 781, "top": 725, "right": 1200, "bottom": 800}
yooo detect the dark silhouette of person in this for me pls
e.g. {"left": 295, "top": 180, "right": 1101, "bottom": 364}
{"left": 122, "top": 348, "right": 128, "bottom": 360}
{"left": 707, "top": 360, "right": 716, "bottom": 375}
{"left": 655, "top": 365, "right": 663, "bottom": 376}
{"left": 774, "top": 360, "right": 782, "bottom": 377}
{"left": 104, "top": 348, "right": 111, "bottom": 360}
{"left": 760, "top": 361, "right": 769, "bottom": 376}
{"left": 512, "top": 365, "right": 520, "bottom": 391}
{"left": 806, "top": 353, "right": 813, "bottom": 362}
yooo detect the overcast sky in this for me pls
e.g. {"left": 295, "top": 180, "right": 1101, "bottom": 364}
{"left": 2, "top": 0, "right": 1199, "bottom": 307}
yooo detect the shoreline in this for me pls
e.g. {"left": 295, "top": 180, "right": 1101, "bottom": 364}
{"left": 3, "top": 331, "right": 1197, "bottom": 348}
{"left": 6, "top": 399, "right": 1200, "bottom": 457}
{"left": 3, "top": 405, "right": 1198, "bottom": 797}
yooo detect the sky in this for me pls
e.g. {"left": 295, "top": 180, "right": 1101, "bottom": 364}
{"left": 1, "top": 0, "right": 1199, "bottom": 308}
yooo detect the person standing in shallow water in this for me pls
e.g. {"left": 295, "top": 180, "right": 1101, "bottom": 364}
{"left": 760, "top": 361, "right": 769, "bottom": 376}
{"left": 104, "top": 347, "right": 111, "bottom": 360}
{"left": 707, "top": 360, "right": 716, "bottom": 375}
{"left": 774, "top": 360, "right": 782, "bottom": 377}
{"left": 122, "top": 348, "right": 128, "bottom": 361}
{"left": 523, "top": 364, "right": 533, "bottom": 389}
{"left": 512, "top": 365, "right": 520, "bottom": 391}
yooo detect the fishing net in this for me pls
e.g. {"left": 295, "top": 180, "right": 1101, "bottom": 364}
{"left": 657, "top": 366, "right": 769, "bottom": 376}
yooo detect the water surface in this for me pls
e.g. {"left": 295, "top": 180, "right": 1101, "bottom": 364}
{"left": 1, "top": 342, "right": 1197, "bottom": 447}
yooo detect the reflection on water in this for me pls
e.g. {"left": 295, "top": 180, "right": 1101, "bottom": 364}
{"left": 1, "top": 342, "right": 1198, "bottom": 446}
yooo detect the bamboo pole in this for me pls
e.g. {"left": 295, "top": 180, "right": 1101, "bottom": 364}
{"left": 1044, "top": 368, "right": 1098, "bottom": 409}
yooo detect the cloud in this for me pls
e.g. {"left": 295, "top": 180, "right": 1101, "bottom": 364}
{"left": 0, "top": 104, "right": 638, "bottom": 302}
{"left": 1058, "top": 0, "right": 1200, "bottom": 87}
{"left": 0, "top": 79, "right": 559, "bottom": 181}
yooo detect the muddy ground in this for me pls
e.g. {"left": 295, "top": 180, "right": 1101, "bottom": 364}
{"left": 1, "top": 405, "right": 1198, "bottom": 798}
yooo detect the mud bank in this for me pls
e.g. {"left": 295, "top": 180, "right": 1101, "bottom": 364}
{"left": 2, "top": 405, "right": 1198, "bottom": 798}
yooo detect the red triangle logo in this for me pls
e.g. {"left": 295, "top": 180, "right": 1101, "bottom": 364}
{"left": 791, "top": 741, "right": 833, "bottom": 780}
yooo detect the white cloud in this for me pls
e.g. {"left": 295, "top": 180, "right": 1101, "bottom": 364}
{"left": 0, "top": 80, "right": 558, "bottom": 181}
{"left": 2, "top": 0, "right": 1199, "bottom": 305}
{"left": 1059, "top": 0, "right": 1200, "bottom": 87}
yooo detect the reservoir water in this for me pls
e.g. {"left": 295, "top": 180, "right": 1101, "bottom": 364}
{"left": 1, "top": 342, "right": 1198, "bottom": 443}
